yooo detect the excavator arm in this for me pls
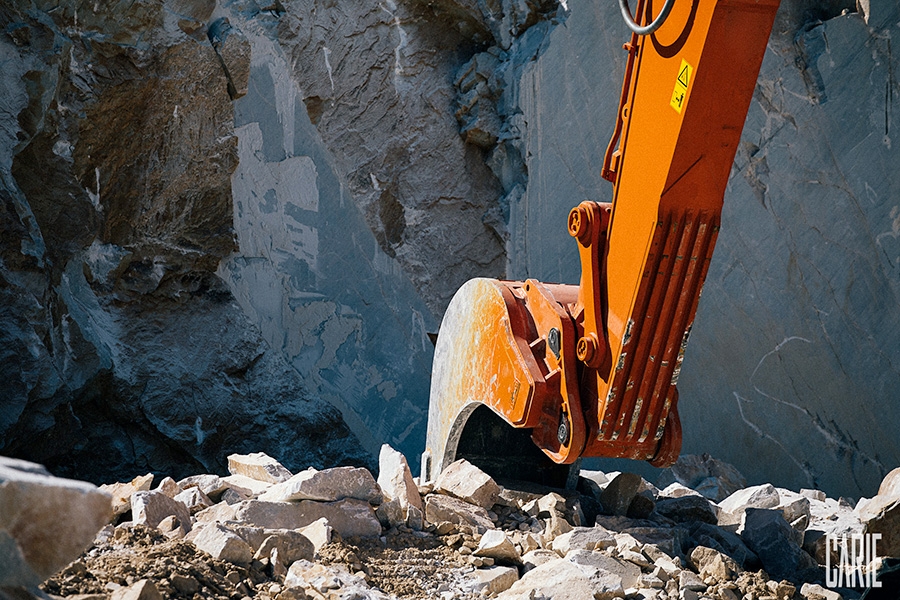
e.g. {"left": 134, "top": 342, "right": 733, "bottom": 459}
{"left": 422, "top": 0, "right": 781, "bottom": 485}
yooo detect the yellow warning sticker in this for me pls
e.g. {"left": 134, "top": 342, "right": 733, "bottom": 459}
{"left": 670, "top": 59, "right": 693, "bottom": 114}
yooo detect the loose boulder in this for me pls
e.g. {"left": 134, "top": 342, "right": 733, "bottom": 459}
{"left": 99, "top": 474, "right": 154, "bottom": 516}
{"left": 718, "top": 483, "right": 781, "bottom": 527}
{"left": 655, "top": 495, "right": 718, "bottom": 524}
{"left": 235, "top": 499, "right": 382, "bottom": 538}
{"left": 474, "top": 529, "right": 520, "bottom": 563}
{"left": 189, "top": 523, "right": 253, "bottom": 566}
{"left": 860, "top": 470, "right": 900, "bottom": 558}
{"left": 131, "top": 490, "right": 192, "bottom": 536}
{"left": 464, "top": 566, "right": 519, "bottom": 596}
{"left": 434, "top": 459, "right": 500, "bottom": 510}
{"left": 377, "top": 444, "right": 424, "bottom": 528}
{"left": 227, "top": 452, "right": 293, "bottom": 484}
{"left": 424, "top": 493, "right": 495, "bottom": 533}
{"left": 0, "top": 456, "right": 113, "bottom": 588}
{"left": 740, "top": 508, "right": 817, "bottom": 581}
{"left": 258, "top": 466, "right": 381, "bottom": 504}
{"left": 656, "top": 454, "right": 746, "bottom": 502}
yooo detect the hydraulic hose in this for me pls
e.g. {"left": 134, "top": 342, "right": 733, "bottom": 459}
{"left": 618, "top": 0, "right": 676, "bottom": 35}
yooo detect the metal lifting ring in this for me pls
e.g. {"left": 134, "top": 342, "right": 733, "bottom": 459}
{"left": 618, "top": 0, "right": 676, "bottom": 35}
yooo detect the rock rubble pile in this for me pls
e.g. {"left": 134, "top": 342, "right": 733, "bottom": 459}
{"left": 2, "top": 452, "right": 899, "bottom": 600}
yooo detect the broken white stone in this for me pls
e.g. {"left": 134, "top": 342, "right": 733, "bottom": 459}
{"left": 653, "top": 556, "right": 681, "bottom": 577}
{"left": 174, "top": 486, "right": 212, "bottom": 515}
{"left": 424, "top": 493, "right": 494, "bottom": 533}
{"left": 680, "top": 589, "right": 700, "bottom": 600}
{"left": 178, "top": 474, "right": 228, "bottom": 499}
{"left": 202, "top": 523, "right": 267, "bottom": 552}
{"left": 474, "top": 529, "right": 520, "bottom": 563}
{"left": 799, "top": 582, "right": 842, "bottom": 600}
{"left": 640, "top": 572, "right": 666, "bottom": 589}
{"left": 194, "top": 501, "right": 239, "bottom": 524}
{"left": 227, "top": 452, "right": 293, "bottom": 483}
{"left": 100, "top": 473, "right": 154, "bottom": 516}
{"left": 258, "top": 466, "right": 381, "bottom": 504}
{"left": 375, "top": 497, "right": 405, "bottom": 528}
{"left": 464, "top": 566, "right": 518, "bottom": 595}
{"left": 619, "top": 549, "right": 651, "bottom": 568}
{"left": 190, "top": 522, "right": 253, "bottom": 565}
{"left": 157, "top": 515, "right": 183, "bottom": 539}
{"left": 298, "top": 517, "right": 333, "bottom": 553}
{"left": 541, "top": 511, "right": 573, "bottom": 546}
{"left": 689, "top": 545, "right": 741, "bottom": 581}
{"left": 767, "top": 580, "right": 797, "bottom": 600}
{"left": 521, "top": 548, "right": 559, "bottom": 572}
{"left": 109, "top": 579, "right": 163, "bottom": 600}
{"left": 0, "top": 456, "right": 113, "bottom": 588}
{"left": 650, "top": 565, "right": 669, "bottom": 582}
{"left": 131, "top": 490, "right": 191, "bottom": 536}
{"left": 859, "top": 466, "right": 900, "bottom": 557}
{"left": 154, "top": 476, "right": 182, "bottom": 498}
{"left": 659, "top": 482, "right": 702, "bottom": 498}
{"left": 406, "top": 504, "right": 424, "bottom": 530}
{"left": 223, "top": 473, "right": 271, "bottom": 496}
{"left": 678, "top": 570, "right": 706, "bottom": 592}
{"left": 377, "top": 444, "right": 424, "bottom": 528}
{"left": 878, "top": 467, "right": 900, "bottom": 498}
{"left": 253, "top": 530, "right": 315, "bottom": 566}
{"left": 776, "top": 488, "right": 812, "bottom": 524}
{"left": 800, "top": 488, "right": 826, "bottom": 502}
{"left": 511, "top": 530, "right": 540, "bottom": 555}
{"left": 235, "top": 498, "right": 382, "bottom": 538}
{"left": 641, "top": 542, "right": 672, "bottom": 564}
{"left": 220, "top": 487, "right": 250, "bottom": 505}
{"left": 537, "top": 492, "right": 568, "bottom": 515}
{"left": 434, "top": 459, "right": 500, "bottom": 509}
{"left": 285, "top": 560, "right": 392, "bottom": 600}
{"left": 551, "top": 526, "right": 615, "bottom": 556}
{"left": 614, "top": 532, "right": 642, "bottom": 554}
{"left": 567, "top": 549, "right": 640, "bottom": 589}
{"left": 580, "top": 469, "right": 609, "bottom": 488}
{"left": 717, "top": 483, "right": 780, "bottom": 526}
{"left": 497, "top": 558, "right": 614, "bottom": 600}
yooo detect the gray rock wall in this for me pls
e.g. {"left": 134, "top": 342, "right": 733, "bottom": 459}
{"left": 2, "top": 0, "right": 897, "bottom": 499}
{"left": 0, "top": 0, "right": 512, "bottom": 479}
{"left": 680, "top": 1, "right": 900, "bottom": 498}
{"left": 498, "top": 0, "right": 899, "bottom": 498}
{"left": 0, "top": 0, "right": 375, "bottom": 481}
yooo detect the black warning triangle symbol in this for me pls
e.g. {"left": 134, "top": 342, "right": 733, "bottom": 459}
{"left": 677, "top": 64, "right": 690, "bottom": 88}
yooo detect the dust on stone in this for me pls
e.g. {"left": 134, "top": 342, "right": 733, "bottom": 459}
{"left": 5, "top": 449, "right": 900, "bottom": 600}
{"left": 316, "top": 532, "right": 478, "bottom": 599}
{"left": 43, "top": 526, "right": 252, "bottom": 599}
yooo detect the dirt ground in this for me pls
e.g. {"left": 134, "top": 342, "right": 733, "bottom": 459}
{"left": 41, "top": 525, "right": 480, "bottom": 600}
{"left": 318, "top": 531, "right": 479, "bottom": 598}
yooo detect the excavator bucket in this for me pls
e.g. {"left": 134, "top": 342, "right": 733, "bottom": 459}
{"left": 422, "top": 277, "right": 585, "bottom": 487}
{"left": 422, "top": 0, "right": 780, "bottom": 486}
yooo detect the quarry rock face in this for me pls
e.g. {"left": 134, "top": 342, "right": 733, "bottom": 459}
{"left": 675, "top": 0, "right": 900, "bottom": 500}
{"left": 0, "top": 0, "right": 897, "bottom": 503}
{"left": 0, "top": 0, "right": 460, "bottom": 480}
{"left": 491, "top": 0, "right": 900, "bottom": 498}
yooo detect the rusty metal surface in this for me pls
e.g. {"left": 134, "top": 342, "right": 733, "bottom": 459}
{"left": 423, "top": 278, "right": 536, "bottom": 481}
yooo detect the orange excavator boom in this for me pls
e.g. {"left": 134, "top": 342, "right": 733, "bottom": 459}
{"left": 423, "top": 0, "right": 781, "bottom": 485}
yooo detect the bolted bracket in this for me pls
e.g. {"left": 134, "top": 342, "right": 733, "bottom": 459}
{"left": 568, "top": 201, "right": 611, "bottom": 369}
